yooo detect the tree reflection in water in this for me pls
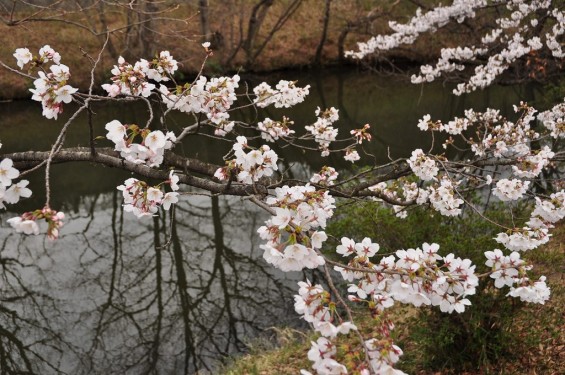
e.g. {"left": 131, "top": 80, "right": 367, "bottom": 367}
{"left": 0, "top": 191, "right": 303, "bottom": 374}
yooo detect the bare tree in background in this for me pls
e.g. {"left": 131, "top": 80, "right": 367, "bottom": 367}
{"left": 0, "top": 0, "right": 186, "bottom": 60}
{"left": 198, "top": 0, "right": 211, "bottom": 43}
{"left": 313, "top": 0, "right": 332, "bottom": 65}
{"left": 240, "top": 0, "right": 303, "bottom": 68}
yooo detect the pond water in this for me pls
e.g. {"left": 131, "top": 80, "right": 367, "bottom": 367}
{"left": 0, "top": 68, "right": 543, "bottom": 374}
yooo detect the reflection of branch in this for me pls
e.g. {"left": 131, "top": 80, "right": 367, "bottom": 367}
{"left": 44, "top": 106, "right": 87, "bottom": 207}
{"left": 148, "top": 215, "right": 164, "bottom": 372}
{"left": 170, "top": 209, "right": 198, "bottom": 374}
{"left": 0, "top": 252, "right": 76, "bottom": 373}
{"left": 0, "top": 324, "right": 33, "bottom": 372}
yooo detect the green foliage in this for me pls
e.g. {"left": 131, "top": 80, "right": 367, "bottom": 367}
{"left": 326, "top": 200, "right": 531, "bottom": 373}
{"left": 535, "top": 76, "right": 565, "bottom": 110}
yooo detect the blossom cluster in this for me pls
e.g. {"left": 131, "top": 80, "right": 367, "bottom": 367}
{"left": 350, "top": 124, "right": 372, "bottom": 144}
{"left": 532, "top": 191, "right": 565, "bottom": 223}
{"left": 295, "top": 281, "right": 357, "bottom": 338}
{"left": 344, "top": 149, "right": 361, "bottom": 163}
{"left": 420, "top": 105, "right": 539, "bottom": 158}
{"left": 407, "top": 105, "right": 559, "bottom": 222}
{"left": 301, "top": 337, "right": 347, "bottom": 375}
{"left": 1, "top": 144, "right": 52, "bottom": 238}
{"left": 102, "top": 55, "right": 154, "bottom": 96}
{"left": 484, "top": 249, "right": 550, "bottom": 304}
{"left": 7, "top": 206, "right": 65, "bottom": 240}
{"left": 507, "top": 276, "right": 551, "bottom": 304}
{"left": 494, "top": 227, "right": 550, "bottom": 252}
{"left": 214, "top": 136, "right": 279, "bottom": 184}
{"left": 102, "top": 52, "right": 178, "bottom": 97}
{"left": 0, "top": 146, "right": 32, "bottom": 209}
{"left": 365, "top": 337, "right": 406, "bottom": 375}
{"left": 294, "top": 281, "right": 358, "bottom": 375}
{"left": 407, "top": 149, "right": 439, "bottom": 181}
{"left": 14, "top": 45, "right": 77, "bottom": 120}
{"left": 417, "top": 113, "right": 470, "bottom": 135}
{"left": 494, "top": 189, "right": 565, "bottom": 253}
{"left": 105, "top": 120, "right": 176, "bottom": 167}
{"left": 512, "top": 146, "right": 555, "bottom": 178}
{"left": 310, "top": 166, "right": 338, "bottom": 186}
{"left": 369, "top": 180, "right": 429, "bottom": 219}
{"left": 346, "top": 0, "right": 486, "bottom": 59}
{"left": 14, "top": 45, "right": 61, "bottom": 69}
{"left": 492, "top": 178, "right": 530, "bottom": 201}
{"left": 335, "top": 240, "right": 478, "bottom": 314}
{"left": 141, "top": 51, "right": 179, "bottom": 82}
{"left": 257, "top": 185, "right": 334, "bottom": 272}
{"left": 117, "top": 172, "right": 179, "bottom": 218}
{"left": 342, "top": 121, "right": 371, "bottom": 163}
{"left": 538, "top": 100, "right": 565, "bottom": 139}
{"left": 302, "top": 317, "right": 406, "bottom": 374}
{"left": 297, "top": 238, "right": 480, "bottom": 373}
{"left": 428, "top": 178, "right": 464, "bottom": 216}
{"left": 305, "top": 107, "right": 339, "bottom": 156}
{"left": 159, "top": 74, "right": 240, "bottom": 126}
{"left": 257, "top": 116, "right": 295, "bottom": 142}
{"left": 485, "top": 249, "right": 529, "bottom": 288}
{"left": 347, "top": 0, "right": 561, "bottom": 94}
{"left": 473, "top": 104, "right": 537, "bottom": 158}
{"left": 253, "top": 80, "right": 310, "bottom": 108}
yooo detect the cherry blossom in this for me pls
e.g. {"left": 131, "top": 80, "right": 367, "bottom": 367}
{"left": 0, "top": 158, "right": 19, "bottom": 186}
{"left": 408, "top": 149, "right": 439, "bottom": 181}
{"left": 493, "top": 179, "right": 530, "bottom": 201}
{"left": 258, "top": 117, "right": 295, "bottom": 142}
{"left": 7, "top": 206, "right": 65, "bottom": 239}
{"left": 105, "top": 121, "right": 176, "bottom": 167}
{"left": 13, "top": 47, "right": 32, "bottom": 69}
{"left": 305, "top": 107, "right": 339, "bottom": 156}
{"left": 16, "top": 46, "right": 78, "bottom": 120}
{"left": 253, "top": 80, "right": 310, "bottom": 108}
{"left": 102, "top": 56, "right": 156, "bottom": 97}
{"left": 3, "top": 180, "right": 32, "bottom": 204}
{"left": 310, "top": 166, "right": 338, "bottom": 186}
{"left": 214, "top": 136, "right": 279, "bottom": 184}
{"left": 347, "top": 0, "right": 562, "bottom": 95}
{"left": 117, "top": 177, "right": 178, "bottom": 218}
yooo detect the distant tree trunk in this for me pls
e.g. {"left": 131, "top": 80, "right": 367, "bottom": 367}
{"left": 199, "top": 0, "right": 211, "bottom": 43}
{"left": 123, "top": 0, "right": 157, "bottom": 59}
{"left": 139, "top": 0, "right": 157, "bottom": 57}
{"left": 314, "top": 0, "right": 332, "bottom": 65}
{"left": 244, "top": 0, "right": 274, "bottom": 66}
{"left": 243, "top": 0, "right": 303, "bottom": 68}
{"left": 338, "top": 10, "right": 381, "bottom": 64}
{"left": 97, "top": 1, "right": 119, "bottom": 59}
{"left": 337, "top": 24, "right": 351, "bottom": 64}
